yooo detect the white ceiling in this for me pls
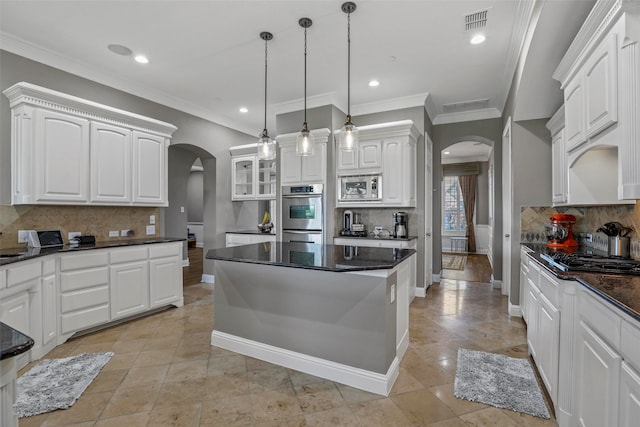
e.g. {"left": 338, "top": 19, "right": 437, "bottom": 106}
{"left": 0, "top": 0, "right": 595, "bottom": 137}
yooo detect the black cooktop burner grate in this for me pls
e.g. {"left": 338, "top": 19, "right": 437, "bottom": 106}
{"left": 540, "top": 252, "right": 640, "bottom": 275}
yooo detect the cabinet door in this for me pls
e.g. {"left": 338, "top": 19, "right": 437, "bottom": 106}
{"left": 520, "top": 264, "right": 529, "bottom": 323}
{"left": 537, "top": 294, "right": 560, "bottom": 405}
{"left": 280, "top": 145, "right": 301, "bottom": 184}
{"left": 551, "top": 129, "right": 567, "bottom": 204}
{"left": 90, "top": 122, "right": 131, "bottom": 203}
{"left": 359, "top": 141, "right": 382, "bottom": 169}
{"left": 382, "top": 140, "right": 402, "bottom": 205}
{"left": 150, "top": 257, "right": 182, "bottom": 307}
{"left": 41, "top": 274, "right": 57, "bottom": 346}
{"left": 526, "top": 280, "right": 540, "bottom": 359}
{"left": 110, "top": 261, "right": 149, "bottom": 319}
{"left": 257, "top": 158, "right": 276, "bottom": 199}
{"left": 132, "top": 131, "right": 167, "bottom": 205}
{"left": 337, "top": 148, "right": 358, "bottom": 171}
{"left": 301, "top": 143, "right": 326, "bottom": 183}
{"left": 620, "top": 362, "right": 640, "bottom": 427}
{"left": 575, "top": 321, "right": 621, "bottom": 427}
{"left": 0, "top": 292, "right": 31, "bottom": 368}
{"left": 584, "top": 34, "right": 618, "bottom": 139}
{"left": 232, "top": 155, "right": 255, "bottom": 200}
{"left": 564, "top": 76, "right": 585, "bottom": 151}
{"left": 34, "top": 109, "right": 90, "bottom": 203}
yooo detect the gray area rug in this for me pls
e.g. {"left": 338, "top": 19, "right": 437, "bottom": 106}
{"left": 454, "top": 348, "right": 550, "bottom": 419}
{"left": 14, "top": 352, "right": 114, "bottom": 418}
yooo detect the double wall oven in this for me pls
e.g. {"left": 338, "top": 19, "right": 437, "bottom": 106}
{"left": 281, "top": 184, "right": 324, "bottom": 245}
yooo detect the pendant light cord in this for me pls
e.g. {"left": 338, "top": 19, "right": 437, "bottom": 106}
{"left": 264, "top": 36, "right": 268, "bottom": 133}
{"left": 347, "top": 11, "right": 351, "bottom": 117}
{"left": 304, "top": 25, "right": 308, "bottom": 125}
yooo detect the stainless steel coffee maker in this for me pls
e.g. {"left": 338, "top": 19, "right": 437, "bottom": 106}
{"left": 393, "top": 211, "right": 408, "bottom": 238}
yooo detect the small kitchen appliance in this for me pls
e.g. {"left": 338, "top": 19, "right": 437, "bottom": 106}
{"left": 545, "top": 214, "right": 578, "bottom": 249}
{"left": 338, "top": 174, "right": 382, "bottom": 202}
{"left": 340, "top": 210, "right": 366, "bottom": 237}
{"left": 393, "top": 211, "right": 408, "bottom": 239}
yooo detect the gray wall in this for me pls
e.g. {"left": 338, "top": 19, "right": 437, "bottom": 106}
{"left": 187, "top": 170, "right": 204, "bottom": 223}
{"left": 432, "top": 118, "right": 503, "bottom": 276}
{"left": 0, "top": 50, "right": 255, "bottom": 274}
{"left": 477, "top": 162, "right": 490, "bottom": 225}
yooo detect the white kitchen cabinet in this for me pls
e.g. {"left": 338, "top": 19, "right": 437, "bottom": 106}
{"left": 257, "top": 158, "right": 277, "bottom": 199}
{"left": 41, "top": 259, "right": 57, "bottom": 349}
{"left": 547, "top": 106, "right": 568, "bottom": 205}
{"left": 620, "top": 362, "right": 640, "bottom": 427}
{"left": 584, "top": 34, "right": 618, "bottom": 139}
{"left": 232, "top": 155, "right": 256, "bottom": 200}
{"left": 132, "top": 131, "right": 168, "bottom": 205}
{"left": 59, "top": 251, "right": 111, "bottom": 336}
{"left": 276, "top": 129, "right": 330, "bottom": 185}
{"left": 336, "top": 140, "right": 382, "bottom": 173}
{"left": 2, "top": 82, "right": 176, "bottom": 206}
{"left": 90, "top": 122, "right": 131, "bottom": 203}
{"left": 226, "top": 232, "right": 276, "bottom": 247}
{"left": 35, "top": 109, "right": 91, "bottom": 203}
{"left": 382, "top": 138, "right": 416, "bottom": 207}
{"left": 0, "top": 292, "right": 31, "bottom": 369}
{"left": 526, "top": 278, "right": 540, "bottom": 359}
{"left": 149, "top": 242, "right": 183, "bottom": 308}
{"left": 109, "top": 247, "right": 149, "bottom": 320}
{"left": 563, "top": 76, "right": 585, "bottom": 151}
{"left": 537, "top": 292, "right": 560, "bottom": 404}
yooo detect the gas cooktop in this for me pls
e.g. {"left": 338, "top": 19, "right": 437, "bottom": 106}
{"left": 540, "top": 252, "right": 640, "bottom": 275}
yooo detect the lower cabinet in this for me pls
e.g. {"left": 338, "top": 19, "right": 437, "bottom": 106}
{"left": 149, "top": 243, "right": 183, "bottom": 308}
{"left": 619, "top": 362, "right": 640, "bottom": 427}
{"left": 41, "top": 259, "right": 57, "bottom": 348}
{"left": 226, "top": 233, "right": 275, "bottom": 247}
{"left": 110, "top": 247, "right": 149, "bottom": 320}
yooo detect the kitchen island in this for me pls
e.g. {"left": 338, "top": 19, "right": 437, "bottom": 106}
{"left": 206, "top": 242, "right": 416, "bottom": 395}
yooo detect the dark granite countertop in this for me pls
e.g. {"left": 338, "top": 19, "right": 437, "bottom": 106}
{"left": 0, "top": 237, "right": 185, "bottom": 266}
{"left": 226, "top": 230, "right": 276, "bottom": 236}
{"left": 206, "top": 242, "right": 416, "bottom": 272}
{"left": 522, "top": 243, "right": 640, "bottom": 322}
{"left": 334, "top": 235, "right": 418, "bottom": 242}
{"left": 1, "top": 322, "right": 34, "bottom": 361}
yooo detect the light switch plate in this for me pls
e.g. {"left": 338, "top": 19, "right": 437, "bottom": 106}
{"left": 149, "top": 215, "right": 156, "bottom": 225}
{"left": 68, "top": 231, "right": 81, "bottom": 240}
{"left": 146, "top": 225, "right": 155, "bottom": 235}
{"left": 109, "top": 230, "right": 119, "bottom": 237}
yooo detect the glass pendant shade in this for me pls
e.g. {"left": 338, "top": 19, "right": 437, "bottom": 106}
{"left": 257, "top": 131, "right": 276, "bottom": 160}
{"left": 338, "top": 116, "right": 359, "bottom": 151}
{"left": 296, "top": 123, "right": 315, "bottom": 156}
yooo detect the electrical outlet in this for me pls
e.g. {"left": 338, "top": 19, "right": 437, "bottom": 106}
{"left": 146, "top": 225, "right": 155, "bottom": 235}
{"left": 121, "top": 230, "right": 131, "bottom": 237}
{"left": 68, "top": 231, "right": 81, "bottom": 240}
{"left": 149, "top": 215, "right": 156, "bottom": 225}
{"left": 585, "top": 233, "right": 593, "bottom": 243}
{"left": 18, "top": 230, "right": 30, "bottom": 243}
{"left": 109, "top": 230, "right": 119, "bottom": 237}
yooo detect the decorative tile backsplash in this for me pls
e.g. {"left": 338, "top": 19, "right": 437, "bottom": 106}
{"left": 520, "top": 201, "right": 640, "bottom": 259}
{"left": 0, "top": 205, "right": 160, "bottom": 249}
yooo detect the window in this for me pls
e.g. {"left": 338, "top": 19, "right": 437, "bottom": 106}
{"left": 443, "top": 176, "right": 466, "bottom": 233}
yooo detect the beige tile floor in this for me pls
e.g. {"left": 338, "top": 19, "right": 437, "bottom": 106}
{"left": 17, "top": 279, "right": 558, "bottom": 426}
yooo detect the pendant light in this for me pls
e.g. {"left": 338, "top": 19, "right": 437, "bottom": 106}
{"left": 338, "top": 2, "right": 359, "bottom": 152}
{"left": 257, "top": 31, "right": 276, "bottom": 160}
{"left": 296, "top": 17, "right": 315, "bottom": 156}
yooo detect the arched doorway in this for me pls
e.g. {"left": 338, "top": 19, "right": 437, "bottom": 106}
{"left": 165, "top": 144, "right": 216, "bottom": 285}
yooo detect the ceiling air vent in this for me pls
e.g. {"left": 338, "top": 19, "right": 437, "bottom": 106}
{"left": 464, "top": 9, "right": 488, "bottom": 31}
{"left": 442, "top": 98, "right": 490, "bottom": 113}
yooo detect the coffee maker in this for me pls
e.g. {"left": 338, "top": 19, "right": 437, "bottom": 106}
{"left": 393, "top": 212, "right": 408, "bottom": 239}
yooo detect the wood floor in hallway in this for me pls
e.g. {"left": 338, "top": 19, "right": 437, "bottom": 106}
{"left": 440, "top": 253, "right": 493, "bottom": 283}
{"left": 16, "top": 250, "right": 556, "bottom": 426}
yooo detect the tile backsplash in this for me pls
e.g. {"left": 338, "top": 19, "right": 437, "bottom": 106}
{"left": 0, "top": 205, "right": 160, "bottom": 249}
{"left": 520, "top": 201, "right": 640, "bottom": 259}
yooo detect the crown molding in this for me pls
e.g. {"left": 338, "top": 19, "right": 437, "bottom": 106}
{"left": 351, "top": 93, "right": 429, "bottom": 117}
{"left": 546, "top": 105, "right": 565, "bottom": 133}
{"left": 272, "top": 92, "right": 343, "bottom": 116}
{"left": 432, "top": 107, "right": 502, "bottom": 125}
{"left": 275, "top": 128, "right": 331, "bottom": 147}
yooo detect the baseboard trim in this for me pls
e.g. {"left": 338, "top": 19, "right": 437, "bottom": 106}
{"left": 432, "top": 273, "right": 441, "bottom": 283}
{"left": 196, "top": 243, "right": 204, "bottom": 248}
{"left": 492, "top": 279, "right": 502, "bottom": 290}
{"left": 211, "top": 330, "right": 400, "bottom": 396}
{"left": 182, "top": 258, "right": 190, "bottom": 267}
{"left": 201, "top": 274, "right": 215, "bottom": 284}
{"left": 415, "top": 287, "right": 426, "bottom": 298}
{"left": 508, "top": 302, "right": 522, "bottom": 318}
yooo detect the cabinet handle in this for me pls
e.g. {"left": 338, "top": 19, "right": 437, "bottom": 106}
{"left": 426, "top": 233, "right": 431, "bottom": 237}
{"left": 505, "top": 234, "right": 510, "bottom": 238}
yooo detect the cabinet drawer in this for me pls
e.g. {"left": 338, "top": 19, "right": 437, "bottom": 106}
{"left": 621, "top": 320, "right": 640, "bottom": 369}
{"left": 60, "top": 267, "right": 109, "bottom": 292}
{"left": 539, "top": 269, "right": 560, "bottom": 307}
{"left": 60, "top": 285, "right": 109, "bottom": 314}
{"left": 60, "top": 303, "right": 110, "bottom": 334}
{"left": 7, "top": 260, "right": 41, "bottom": 287}
{"left": 149, "top": 242, "right": 181, "bottom": 259}
{"left": 528, "top": 260, "right": 541, "bottom": 284}
{"left": 226, "top": 234, "right": 252, "bottom": 246}
{"left": 60, "top": 251, "right": 109, "bottom": 271}
{"left": 111, "top": 247, "right": 147, "bottom": 264}
{"left": 578, "top": 288, "right": 621, "bottom": 348}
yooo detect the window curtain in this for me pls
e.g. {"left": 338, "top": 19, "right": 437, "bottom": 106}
{"left": 459, "top": 175, "right": 477, "bottom": 253}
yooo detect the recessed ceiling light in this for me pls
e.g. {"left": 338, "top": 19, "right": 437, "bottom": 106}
{"left": 444, "top": 151, "right": 451, "bottom": 155}
{"left": 134, "top": 55, "right": 149, "bottom": 64}
{"left": 368, "top": 80, "right": 380, "bottom": 87}
{"left": 470, "top": 34, "right": 486, "bottom": 45}
{"left": 108, "top": 44, "right": 132, "bottom": 56}
{"left": 239, "top": 107, "right": 248, "bottom": 113}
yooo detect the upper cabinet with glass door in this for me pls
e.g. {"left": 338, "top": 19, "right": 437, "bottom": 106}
{"left": 230, "top": 144, "right": 276, "bottom": 201}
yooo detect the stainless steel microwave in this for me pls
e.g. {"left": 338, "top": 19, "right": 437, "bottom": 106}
{"left": 338, "top": 174, "right": 382, "bottom": 202}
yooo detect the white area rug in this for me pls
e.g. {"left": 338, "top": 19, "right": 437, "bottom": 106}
{"left": 14, "top": 352, "right": 113, "bottom": 418}
{"left": 454, "top": 348, "right": 550, "bottom": 419}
